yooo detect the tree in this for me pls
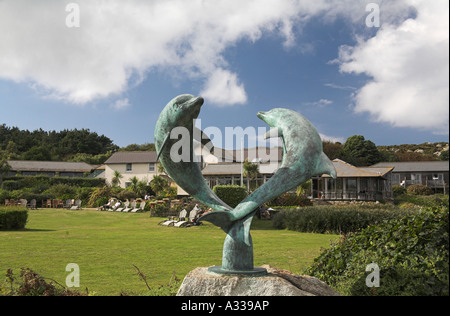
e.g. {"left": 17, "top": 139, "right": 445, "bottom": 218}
{"left": 111, "top": 170, "right": 123, "bottom": 187}
{"left": 243, "top": 160, "right": 260, "bottom": 192}
{"left": 150, "top": 175, "right": 170, "bottom": 196}
{"left": 340, "top": 135, "right": 382, "bottom": 166}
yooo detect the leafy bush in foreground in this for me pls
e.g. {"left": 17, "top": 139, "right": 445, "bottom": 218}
{"left": 304, "top": 205, "right": 449, "bottom": 296}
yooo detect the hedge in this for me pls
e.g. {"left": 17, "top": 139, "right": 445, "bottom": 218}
{"left": 272, "top": 204, "right": 419, "bottom": 234}
{"left": 0, "top": 207, "right": 28, "bottom": 230}
{"left": 1, "top": 176, "right": 105, "bottom": 190}
{"left": 304, "top": 205, "right": 449, "bottom": 296}
{"left": 212, "top": 185, "right": 248, "bottom": 208}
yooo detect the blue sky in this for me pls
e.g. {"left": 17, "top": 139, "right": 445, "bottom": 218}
{"left": 0, "top": 0, "right": 448, "bottom": 149}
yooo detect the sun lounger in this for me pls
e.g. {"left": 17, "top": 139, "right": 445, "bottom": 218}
{"left": 131, "top": 201, "right": 145, "bottom": 213}
{"left": 174, "top": 209, "right": 199, "bottom": 228}
{"left": 70, "top": 199, "right": 82, "bottom": 210}
{"left": 159, "top": 209, "right": 186, "bottom": 226}
{"left": 122, "top": 201, "right": 131, "bottom": 212}
{"left": 115, "top": 202, "right": 125, "bottom": 212}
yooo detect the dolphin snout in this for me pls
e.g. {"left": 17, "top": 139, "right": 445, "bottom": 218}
{"left": 257, "top": 111, "right": 266, "bottom": 119}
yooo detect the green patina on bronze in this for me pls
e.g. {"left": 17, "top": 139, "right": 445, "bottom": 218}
{"left": 155, "top": 96, "right": 337, "bottom": 275}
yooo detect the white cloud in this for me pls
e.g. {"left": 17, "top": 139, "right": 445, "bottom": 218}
{"left": 200, "top": 69, "right": 247, "bottom": 106}
{"left": 304, "top": 99, "right": 333, "bottom": 108}
{"left": 111, "top": 98, "right": 131, "bottom": 111}
{"left": 0, "top": 0, "right": 312, "bottom": 106}
{"left": 337, "top": 0, "right": 449, "bottom": 134}
{"left": 0, "top": 0, "right": 447, "bottom": 134}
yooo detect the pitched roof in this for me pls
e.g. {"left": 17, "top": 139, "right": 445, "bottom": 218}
{"left": 371, "top": 161, "right": 449, "bottom": 172}
{"left": 105, "top": 151, "right": 158, "bottom": 164}
{"left": 320, "top": 159, "right": 393, "bottom": 178}
{"left": 7, "top": 160, "right": 94, "bottom": 173}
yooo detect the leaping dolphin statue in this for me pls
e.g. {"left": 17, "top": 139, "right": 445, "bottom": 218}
{"left": 200, "top": 108, "right": 337, "bottom": 273}
{"left": 154, "top": 94, "right": 232, "bottom": 212}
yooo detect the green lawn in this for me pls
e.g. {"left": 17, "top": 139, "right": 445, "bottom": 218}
{"left": 0, "top": 209, "right": 339, "bottom": 295}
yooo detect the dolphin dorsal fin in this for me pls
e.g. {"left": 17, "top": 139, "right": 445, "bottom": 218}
{"left": 156, "top": 132, "right": 171, "bottom": 162}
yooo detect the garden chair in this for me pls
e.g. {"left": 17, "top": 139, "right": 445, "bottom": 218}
{"left": 5, "top": 199, "right": 10, "bottom": 207}
{"left": 122, "top": 201, "right": 131, "bottom": 212}
{"left": 70, "top": 199, "right": 82, "bottom": 210}
{"left": 64, "top": 199, "right": 73, "bottom": 209}
{"left": 19, "top": 199, "right": 27, "bottom": 207}
{"left": 27, "top": 199, "right": 37, "bottom": 210}
{"left": 131, "top": 201, "right": 145, "bottom": 213}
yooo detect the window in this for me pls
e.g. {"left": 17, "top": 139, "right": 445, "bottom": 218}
{"left": 126, "top": 163, "right": 132, "bottom": 172}
{"left": 411, "top": 174, "right": 422, "bottom": 184}
{"left": 149, "top": 163, "right": 155, "bottom": 172}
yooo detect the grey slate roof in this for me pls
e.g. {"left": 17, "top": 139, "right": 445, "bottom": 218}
{"left": 371, "top": 161, "right": 449, "bottom": 172}
{"left": 105, "top": 151, "right": 158, "bottom": 164}
{"left": 7, "top": 160, "right": 94, "bottom": 173}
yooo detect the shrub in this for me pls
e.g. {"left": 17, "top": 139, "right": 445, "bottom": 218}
{"left": 267, "top": 192, "right": 312, "bottom": 207}
{"left": 407, "top": 184, "right": 433, "bottom": 196}
{"left": 272, "top": 205, "right": 418, "bottom": 234}
{"left": 392, "top": 185, "right": 406, "bottom": 196}
{"left": 118, "top": 190, "right": 137, "bottom": 201}
{"left": 1, "top": 180, "right": 20, "bottom": 191}
{"left": 0, "top": 207, "right": 28, "bottom": 230}
{"left": 304, "top": 205, "right": 449, "bottom": 296}
{"left": 212, "top": 185, "right": 248, "bottom": 208}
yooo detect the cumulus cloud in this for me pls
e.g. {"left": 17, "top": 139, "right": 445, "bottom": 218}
{"left": 337, "top": 0, "right": 449, "bottom": 134}
{"left": 0, "top": 0, "right": 447, "bottom": 137}
{"left": 0, "top": 0, "right": 312, "bottom": 106}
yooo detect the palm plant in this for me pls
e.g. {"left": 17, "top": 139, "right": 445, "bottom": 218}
{"left": 111, "top": 170, "right": 123, "bottom": 187}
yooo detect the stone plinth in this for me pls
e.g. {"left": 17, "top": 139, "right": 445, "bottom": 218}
{"left": 176, "top": 265, "right": 339, "bottom": 296}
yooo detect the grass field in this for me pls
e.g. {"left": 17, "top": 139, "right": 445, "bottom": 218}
{"left": 0, "top": 209, "right": 339, "bottom": 295}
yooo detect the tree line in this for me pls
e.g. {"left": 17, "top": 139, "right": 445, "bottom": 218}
{"left": 323, "top": 135, "right": 449, "bottom": 166}
{"left": 0, "top": 124, "right": 447, "bottom": 167}
{"left": 0, "top": 124, "right": 118, "bottom": 164}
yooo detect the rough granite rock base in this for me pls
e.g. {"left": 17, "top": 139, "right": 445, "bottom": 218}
{"left": 176, "top": 265, "right": 339, "bottom": 296}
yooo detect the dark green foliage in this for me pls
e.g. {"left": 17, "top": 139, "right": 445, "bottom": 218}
{"left": 0, "top": 207, "right": 28, "bottom": 230}
{"left": 392, "top": 185, "right": 407, "bottom": 196}
{"left": 340, "top": 135, "right": 383, "bottom": 166}
{"left": 272, "top": 205, "right": 418, "bottom": 234}
{"left": 266, "top": 192, "right": 312, "bottom": 207}
{"left": 304, "top": 205, "right": 449, "bottom": 296}
{"left": 407, "top": 184, "right": 434, "bottom": 196}
{"left": 212, "top": 185, "right": 248, "bottom": 208}
{"left": 1, "top": 176, "right": 105, "bottom": 189}
{"left": 0, "top": 124, "right": 118, "bottom": 161}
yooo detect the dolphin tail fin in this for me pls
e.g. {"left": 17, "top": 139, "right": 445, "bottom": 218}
{"left": 199, "top": 211, "right": 233, "bottom": 233}
{"left": 315, "top": 152, "right": 337, "bottom": 179}
{"left": 199, "top": 210, "right": 256, "bottom": 247}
